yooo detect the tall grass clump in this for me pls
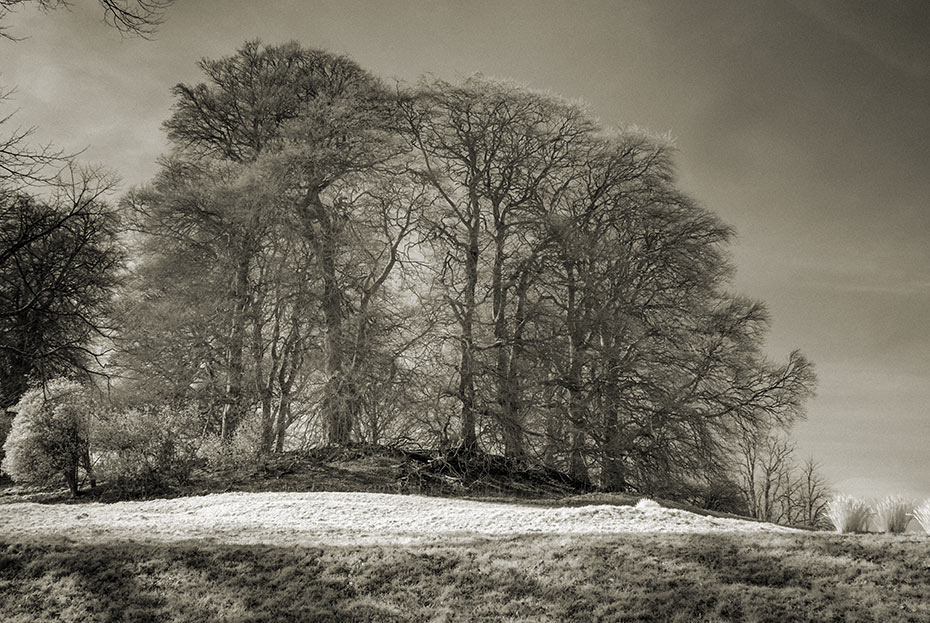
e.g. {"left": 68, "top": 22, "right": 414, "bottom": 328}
{"left": 827, "top": 495, "right": 872, "bottom": 533}
{"left": 911, "top": 499, "right": 930, "bottom": 534}
{"left": 874, "top": 496, "right": 914, "bottom": 534}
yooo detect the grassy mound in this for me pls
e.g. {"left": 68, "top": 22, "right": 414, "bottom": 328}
{"left": 1, "top": 445, "right": 591, "bottom": 504}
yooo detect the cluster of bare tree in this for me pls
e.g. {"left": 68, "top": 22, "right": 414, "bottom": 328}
{"left": 734, "top": 426, "right": 831, "bottom": 527}
{"left": 0, "top": 12, "right": 819, "bottom": 501}
{"left": 102, "top": 42, "right": 817, "bottom": 497}
{"left": 0, "top": 167, "right": 122, "bottom": 410}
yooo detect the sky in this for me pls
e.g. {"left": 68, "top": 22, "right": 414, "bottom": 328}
{"left": 3, "top": 0, "right": 929, "bottom": 499}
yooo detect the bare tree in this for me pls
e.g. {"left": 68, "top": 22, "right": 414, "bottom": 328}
{"left": 0, "top": 88, "right": 72, "bottom": 188}
{"left": 0, "top": 0, "right": 172, "bottom": 39}
{"left": 794, "top": 455, "right": 831, "bottom": 528}
{"left": 0, "top": 165, "right": 123, "bottom": 410}
{"left": 734, "top": 427, "right": 830, "bottom": 527}
{"left": 403, "top": 76, "right": 594, "bottom": 455}
{"left": 125, "top": 41, "right": 423, "bottom": 449}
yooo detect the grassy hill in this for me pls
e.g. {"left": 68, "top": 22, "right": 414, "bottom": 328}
{"left": 1, "top": 447, "right": 929, "bottom": 622}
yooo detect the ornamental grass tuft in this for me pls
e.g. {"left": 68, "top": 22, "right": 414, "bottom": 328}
{"left": 911, "top": 499, "right": 930, "bottom": 534}
{"left": 827, "top": 495, "right": 872, "bottom": 533}
{"left": 874, "top": 496, "right": 914, "bottom": 534}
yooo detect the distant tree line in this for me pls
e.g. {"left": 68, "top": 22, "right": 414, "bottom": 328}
{"left": 0, "top": 40, "right": 820, "bottom": 517}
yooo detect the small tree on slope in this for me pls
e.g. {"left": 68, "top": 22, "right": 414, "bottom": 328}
{"left": 1, "top": 378, "right": 95, "bottom": 497}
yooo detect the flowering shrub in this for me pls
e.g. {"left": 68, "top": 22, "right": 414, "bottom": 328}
{"left": 197, "top": 408, "right": 265, "bottom": 470}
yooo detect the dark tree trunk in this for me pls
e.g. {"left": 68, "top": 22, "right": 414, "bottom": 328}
{"left": 221, "top": 256, "right": 250, "bottom": 440}
{"left": 564, "top": 262, "right": 590, "bottom": 485}
{"left": 301, "top": 189, "right": 352, "bottom": 446}
{"left": 600, "top": 409, "right": 628, "bottom": 491}
{"left": 64, "top": 464, "right": 79, "bottom": 498}
{"left": 457, "top": 208, "right": 480, "bottom": 452}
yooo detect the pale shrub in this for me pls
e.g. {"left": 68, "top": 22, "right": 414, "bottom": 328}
{"left": 874, "top": 496, "right": 914, "bottom": 534}
{"left": 827, "top": 495, "right": 872, "bottom": 533}
{"left": 635, "top": 498, "right": 661, "bottom": 509}
{"left": 198, "top": 408, "right": 265, "bottom": 470}
{"left": 911, "top": 499, "right": 930, "bottom": 534}
{"left": 95, "top": 404, "right": 202, "bottom": 493}
{"left": 1, "top": 379, "right": 94, "bottom": 496}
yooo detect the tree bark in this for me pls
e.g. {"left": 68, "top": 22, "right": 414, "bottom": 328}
{"left": 457, "top": 204, "right": 480, "bottom": 452}
{"left": 300, "top": 188, "right": 352, "bottom": 446}
{"left": 600, "top": 409, "right": 628, "bottom": 491}
{"left": 221, "top": 255, "right": 250, "bottom": 440}
{"left": 564, "top": 262, "right": 590, "bottom": 485}
{"left": 64, "top": 463, "right": 79, "bottom": 498}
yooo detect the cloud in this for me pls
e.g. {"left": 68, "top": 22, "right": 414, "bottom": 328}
{"left": 788, "top": 0, "right": 930, "bottom": 77}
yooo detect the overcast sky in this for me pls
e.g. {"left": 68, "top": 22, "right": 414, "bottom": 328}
{"left": 4, "top": 0, "right": 929, "bottom": 498}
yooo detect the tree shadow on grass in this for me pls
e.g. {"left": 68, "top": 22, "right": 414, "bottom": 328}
{"left": 4, "top": 532, "right": 930, "bottom": 622}
{"left": 0, "top": 539, "right": 407, "bottom": 622}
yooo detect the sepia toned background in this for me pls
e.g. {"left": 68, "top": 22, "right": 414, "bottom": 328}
{"left": 5, "top": 0, "right": 929, "bottom": 497}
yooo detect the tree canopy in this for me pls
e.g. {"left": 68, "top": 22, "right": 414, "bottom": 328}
{"left": 107, "top": 41, "right": 816, "bottom": 495}
{"left": 0, "top": 39, "right": 817, "bottom": 500}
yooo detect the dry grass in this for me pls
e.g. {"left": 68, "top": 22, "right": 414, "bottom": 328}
{"left": 2, "top": 532, "right": 930, "bottom": 622}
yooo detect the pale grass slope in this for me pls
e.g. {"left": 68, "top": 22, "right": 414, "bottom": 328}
{"left": 0, "top": 492, "right": 799, "bottom": 546}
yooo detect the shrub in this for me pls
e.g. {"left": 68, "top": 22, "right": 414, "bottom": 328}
{"left": 198, "top": 409, "right": 265, "bottom": 470}
{"left": 1, "top": 379, "right": 95, "bottom": 497}
{"left": 94, "top": 403, "right": 202, "bottom": 494}
{"left": 827, "top": 495, "right": 872, "bottom": 533}
{"left": 911, "top": 499, "right": 930, "bottom": 534}
{"left": 873, "top": 496, "right": 914, "bottom": 534}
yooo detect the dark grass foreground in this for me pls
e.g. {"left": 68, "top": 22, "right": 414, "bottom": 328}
{"left": 2, "top": 533, "right": 930, "bottom": 622}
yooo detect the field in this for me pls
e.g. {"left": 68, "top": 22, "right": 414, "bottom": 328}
{"left": 1, "top": 491, "right": 930, "bottom": 622}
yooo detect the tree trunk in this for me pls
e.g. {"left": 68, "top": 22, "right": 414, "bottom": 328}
{"left": 273, "top": 394, "right": 290, "bottom": 453}
{"left": 274, "top": 321, "right": 302, "bottom": 453}
{"left": 569, "top": 427, "right": 589, "bottom": 486}
{"left": 492, "top": 233, "right": 526, "bottom": 457}
{"left": 252, "top": 299, "right": 279, "bottom": 455}
{"left": 600, "top": 409, "right": 628, "bottom": 491}
{"left": 64, "top": 463, "right": 79, "bottom": 498}
{"left": 82, "top": 447, "right": 96, "bottom": 489}
{"left": 259, "top": 393, "right": 274, "bottom": 454}
{"left": 300, "top": 189, "right": 351, "bottom": 446}
{"left": 564, "top": 262, "right": 589, "bottom": 485}
{"left": 457, "top": 210, "right": 480, "bottom": 452}
{"left": 321, "top": 268, "right": 349, "bottom": 445}
{"left": 221, "top": 256, "right": 250, "bottom": 440}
